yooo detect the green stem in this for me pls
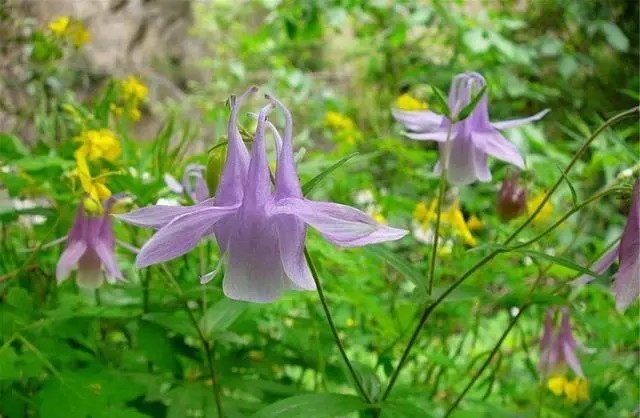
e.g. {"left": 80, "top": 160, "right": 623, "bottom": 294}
{"left": 304, "top": 248, "right": 371, "bottom": 403}
{"left": 379, "top": 106, "right": 638, "bottom": 403}
{"left": 161, "top": 265, "right": 224, "bottom": 417}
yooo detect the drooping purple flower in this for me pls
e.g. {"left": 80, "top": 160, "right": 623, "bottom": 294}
{"left": 392, "top": 72, "right": 549, "bottom": 185}
{"left": 164, "top": 164, "right": 209, "bottom": 203}
{"left": 56, "top": 198, "right": 124, "bottom": 288}
{"left": 539, "top": 307, "right": 583, "bottom": 377}
{"left": 118, "top": 89, "right": 407, "bottom": 302}
{"left": 572, "top": 179, "right": 639, "bottom": 312}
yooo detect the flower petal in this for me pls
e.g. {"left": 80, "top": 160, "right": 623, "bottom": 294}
{"left": 562, "top": 340, "right": 584, "bottom": 377}
{"left": 571, "top": 245, "right": 619, "bottom": 286}
{"left": 56, "top": 240, "right": 87, "bottom": 282}
{"left": 474, "top": 131, "right": 525, "bottom": 169}
{"left": 76, "top": 250, "right": 104, "bottom": 289}
{"left": 274, "top": 198, "right": 407, "bottom": 247}
{"left": 615, "top": 256, "right": 639, "bottom": 312}
{"left": 115, "top": 198, "right": 216, "bottom": 229}
{"left": 404, "top": 130, "right": 450, "bottom": 142}
{"left": 491, "top": 109, "right": 550, "bottom": 130}
{"left": 94, "top": 240, "right": 124, "bottom": 282}
{"left": 222, "top": 220, "right": 287, "bottom": 303}
{"left": 275, "top": 216, "right": 315, "bottom": 290}
{"left": 392, "top": 108, "right": 443, "bottom": 133}
{"left": 163, "top": 173, "right": 184, "bottom": 194}
{"left": 136, "top": 205, "right": 237, "bottom": 268}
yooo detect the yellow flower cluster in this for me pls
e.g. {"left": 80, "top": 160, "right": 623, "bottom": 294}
{"left": 73, "top": 129, "right": 122, "bottom": 214}
{"left": 527, "top": 192, "right": 554, "bottom": 225}
{"left": 325, "top": 111, "right": 361, "bottom": 145}
{"left": 395, "top": 94, "right": 429, "bottom": 111}
{"left": 48, "top": 16, "right": 91, "bottom": 48}
{"left": 414, "top": 199, "right": 481, "bottom": 246}
{"left": 547, "top": 376, "right": 589, "bottom": 403}
{"left": 110, "top": 76, "right": 148, "bottom": 122}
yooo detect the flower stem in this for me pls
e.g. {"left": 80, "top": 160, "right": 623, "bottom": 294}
{"left": 161, "top": 265, "right": 224, "bottom": 417}
{"left": 379, "top": 106, "right": 639, "bottom": 403}
{"left": 304, "top": 248, "right": 372, "bottom": 403}
{"left": 427, "top": 170, "right": 448, "bottom": 295}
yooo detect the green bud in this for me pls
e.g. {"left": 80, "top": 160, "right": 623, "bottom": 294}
{"left": 206, "top": 142, "right": 227, "bottom": 194}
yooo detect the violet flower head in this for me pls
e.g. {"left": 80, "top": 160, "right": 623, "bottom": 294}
{"left": 56, "top": 198, "right": 124, "bottom": 288}
{"left": 118, "top": 89, "right": 407, "bottom": 302}
{"left": 572, "top": 179, "right": 639, "bottom": 312}
{"left": 164, "top": 164, "right": 209, "bottom": 203}
{"left": 392, "top": 72, "right": 549, "bottom": 185}
{"left": 539, "top": 307, "right": 583, "bottom": 377}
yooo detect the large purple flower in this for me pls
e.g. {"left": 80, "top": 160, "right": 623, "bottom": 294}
{"left": 118, "top": 89, "right": 407, "bottom": 302}
{"left": 539, "top": 307, "right": 583, "bottom": 377}
{"left": 56, "top": 198, "right": 124, "bottom": 288}
{"left": 392, "top": 72, "right": 549, "bottom": 185}
{"left": 573, "top": 179, "right": 639, "bottom": 312}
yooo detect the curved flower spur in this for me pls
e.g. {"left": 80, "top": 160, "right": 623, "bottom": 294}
{"left": 393, "top": 72, "right": 549, "bottom": 185}
{"left": 117, "top": 89, "right": 407, "bottom": 302}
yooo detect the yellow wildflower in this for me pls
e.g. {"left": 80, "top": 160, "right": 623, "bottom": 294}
{"left": 395, "top": 93, "right": 429, "bottom": 111}
{"left": 528, "top": 192, "right": 553, "bottom": 225}
{"left": 371, "top": 211, "right": 386, "bottom": 224}
{"left": 128, "top": 108, "right": 141, "bottom": 122}
{"left": 325, "top": 111, "right": 355, "bottom": 131}
{"left": 75, "top": 129, "right": 121, "bottom": 162}
{"left": 48, "top": 16, "right": 90, "bottom": 47}
{"left": 121, "top": 76, "right": 148, "bottom": 102}
{"left": 564, "top": 377, "right": 589, "bottom": 403}
{"left": 446, "top": 201, "right": 477, "bottom": 247}
{"left": 547, "top": 375, "right": 567, "bottom": 396}
{"left": 48, "top": 16, "right": 70, "bottom": 35}
{"left": 413, "top": 200, "right": 437, "bottom": 224}
{"left": 413, "top": 200, "right": 479, "bottom": 247}
{"left": 467, "top": 215, "right": 482, "bottom": 231}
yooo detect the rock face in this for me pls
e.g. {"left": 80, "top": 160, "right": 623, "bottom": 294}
{"left": 22, "top": 0, "right": 195, "bottom": 80}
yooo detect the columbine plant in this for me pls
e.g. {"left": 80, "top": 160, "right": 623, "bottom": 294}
{"left": 164, "top": 163, "right": 210, "bottom": 203}
{"left": 393, "top": 72, "right": 549, "bottom": 184}
{"left": 56, "top": 197, "right": 125, "bottom": 288}
{"left": 118, "top": 88, "right": 407, "bottom": 302}
{"left": 539, "top": 307, "right": 584, "bottom": 378}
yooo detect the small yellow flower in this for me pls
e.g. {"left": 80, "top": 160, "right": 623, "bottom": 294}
{"left": 547, "top": 375, "right": 568, "bottom": 396}
{"left": 110, "top": 103, "right": 124, "bottom": 117}
{"left": 121, "top": 76, "right": 148, "bottom": 102}
{"left": 564, "top": 377, "right": 589, "bottom": 403}
{"left": 528, "top": 192, "right": 553, "bottom": 225}
{"left": 75, "top": 129, "right": 121, "bottom": 162}
{"left": 467, "top": 215, "right": 482, "bottom": 231}
{"left": 413, "top": 200, "right": 437, "bottom": 224}
{"left": 128, "top": 108, "right": 141, "bottom": 121}
{"left": 446, "top": 201, "right": 477, "bottom": 247}
{"left": 371, "top": 211, "right": 386, "bottom": 224}
{"left": 325, "top": 111, "right": 355, "bottom": 131}
{"left": 346, "top": 318, "right": 356, "bottom": 328}
{"left": 48, "top": 16, "right": 70, "bottom": 35}
{"left": 395, "top": 93, "right": 429, "bottom": 111}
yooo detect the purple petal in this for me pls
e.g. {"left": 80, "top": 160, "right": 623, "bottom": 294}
{"left": 115, "top": 198, "right": 216, "bottom": 229}
{"left": 491, "top": 109, "right": 550, "bottom": 130}
{"left": 562, "top": 341, "right": 584, "bottom": 377}
{"left": 571, "top": 245, "right": 619, "bottom": 286}
{"left": 56, "top": 240, "right": 87, "bottom": 282}
{"left": 616, "top": 180, "right": 640, "bottom": 312}
{"left": 222, "top": 219, "right": 288, "bottom": 303}
{"left": 615, "top": 257, "right": 639, "bottom": 312}
{"left": 275, "top": 216, "right": 315, "bottom": 290}
{"left": 93, "top": 240, "right": 124, "bottom": 282}
{"left": 275, "top": 198, "right": 407, "bottom": 247}
{"left": 474, "top": 131, "right": 525, "bottom": 169}
{"left": 444, "top": 133, "right": 488, "bottom": 185}
{"left": 136, "top": 205, "right": 237, "bottom": 268}
{"left": 164, "top": 174, "right": 184, "bottom": 194}
{"left": 76, "top": 250, "right": 104, "bottom": 289}
{"left": 405, "top": 130, "right": 451, "bottom": 142}
{"left": 392, "top": 108, "right": 443, "bottom": 133}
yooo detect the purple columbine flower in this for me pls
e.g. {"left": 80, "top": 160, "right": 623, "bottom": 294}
{"left": 56, "top": 198, "right": 124, "bottom": 288}
{"left": 118, "top": 89, "right": 407, "bottom": 302}
{"left": 392, "top": 72, "right": 549, "bottom": 185}
{"left": 573, "top": 179, "right": 639, "bottom": 312}
{"left": 539, "top": 307, "right": 583, "bottom": 377}
{"left": 164, "top": 164, "right": 209, "bottom": 203}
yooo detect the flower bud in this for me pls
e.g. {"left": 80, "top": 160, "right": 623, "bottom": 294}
{"left": 206, "top": 143, "right": 226, "bottom": 194}
{"left": 497, "top": 171, "right": 527, "bottom": 221}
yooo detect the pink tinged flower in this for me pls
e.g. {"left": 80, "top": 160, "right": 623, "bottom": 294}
{"left": 118, "top": 89, "right": 407, "bottom": 303}
{"left": 56, "top": 199, "right": 124, "bottom": 289}
{"left": 572, "top": 179, "right": 639, "bottom": 312}
{"left": 497, "top": 170, "right": 528, "bottom": 221}
{"left": 539, "top": 307, "right": 584, "bottom": 377}
{"left": 163, "top": 164, "right": 210, "bottom": 203}
{"left": 392, "top": 72, "right": 549, "bottom": 185}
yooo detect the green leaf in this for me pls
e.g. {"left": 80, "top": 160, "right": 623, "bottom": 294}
{"left": 455, "top": 85, "right": 487, "bottom": 122}
{"left": 200, "top": 299, "right": 247, "bottom": 338}
{"left": 380, "top": 400, "right": 434, "bottom": 418}
{"left": 430, "top": 85, "right": 450, "bottom": 117}
{"left": 600, "top": 22, "right": 629, "bottom": 52}
{"left": 0, "top": 134, "right": 29, "bottom": 160}
{"left": 251, "top": 394, "right": 368, "bottom": 418}
{"left": 510, "top": 249, "right": 606, "bottom": 279}
{"left": 364, "top": 246, "right": 426, "bottom": 295}
{"left": 302, "top": 152, "right": 359, "bottom": 196}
